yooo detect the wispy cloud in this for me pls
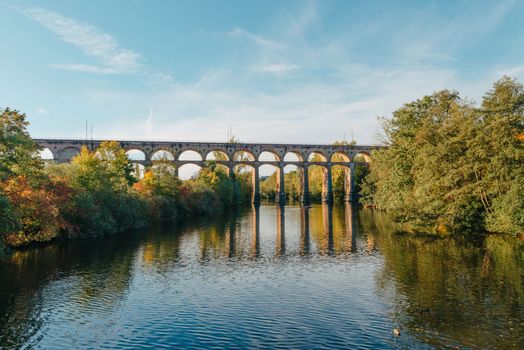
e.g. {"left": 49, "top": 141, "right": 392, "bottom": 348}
{"left": 20, "top": 7, "right": 142, "bottom": 74}
{"left": 35, "top": 107, "right": 48, "bottom": 115}
{"left": 253, "top": 63, "right": 299, "bottom": 76}
{"left": 14, "top": 0, "right": 519, "bottom": 152}
{"left": 228, "top": 26, "right": 282, "bottom": 48}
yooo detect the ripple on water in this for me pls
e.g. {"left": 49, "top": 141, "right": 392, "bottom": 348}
{"left": 1, "top": 204, "right": 522, "bottom": 349}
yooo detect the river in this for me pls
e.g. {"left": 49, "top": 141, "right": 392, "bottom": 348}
{"left": 0, "top": 204, "right": 522, "bottom": 349}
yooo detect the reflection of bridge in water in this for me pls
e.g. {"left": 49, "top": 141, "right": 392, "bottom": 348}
{"left": 221, "top": 204, "right": 359, "bottom": 260}
{"left": 36, "top": 138, "right": 381, "bottom": 205}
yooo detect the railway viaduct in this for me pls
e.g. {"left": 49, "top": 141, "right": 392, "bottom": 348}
{"left": 35, "top": 139, "right": 381, "bottom": 205}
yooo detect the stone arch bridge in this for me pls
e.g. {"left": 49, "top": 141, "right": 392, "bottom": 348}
{"left": 35, "top": 139, "right": 382, "bottom": 205}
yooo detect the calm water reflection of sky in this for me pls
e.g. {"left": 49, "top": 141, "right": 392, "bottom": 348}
{"left": 1, "top": 204, "right": 522, "bottom": 349}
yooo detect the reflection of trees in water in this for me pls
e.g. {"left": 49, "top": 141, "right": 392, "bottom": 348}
{"left": 308, "top": 204, "right": 358, "bottom": 255}
{"left": 366, "top": 212, "right": 524, "bottom": 350}
{"left": 197, "top": 215, "right": 229, "bottom": 261}
{"left": 189, "top": 204, "right": 361, "bottom": 259}
{"left": 4, "top": 206, "right": 521, "bottom": 349}
{"left": 137, "top": 224, "right": 183, "bottom": 271}
{"left": 196, "top": 208, "right": 256, "bottom": 261}
{"left": 0, "top": 235, "right": 139, "bottom": 348}
{"left": 191, "top": 206, "right": 266, "bottom": 261}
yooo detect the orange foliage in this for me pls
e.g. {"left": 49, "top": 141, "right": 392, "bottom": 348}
{"left": 1, "top": 176, "right": 73, "bottom": 246}
{"left": 517, "top": 134, "right": 524, "bottom": 141}
{"left": 133, "top": 170, "right": 155, "bottom": 196}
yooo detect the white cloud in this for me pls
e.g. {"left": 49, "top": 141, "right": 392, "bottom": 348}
{"left": 89, "top": 62, "right": 461, "bottom": 147}
{"left": 253, "top": 63, "right": 299, "bottom": 76}
{"left": 21, "top": 7, "right": 142, "bottom": 74}
{"left": 36, "top": 107, "right": 48, "bottom": 115}
{"left": 19, "top": 1, "right": 518, "bottom": 155}
{"left": 228, "top": 26, "right": 282, "bottom": 48}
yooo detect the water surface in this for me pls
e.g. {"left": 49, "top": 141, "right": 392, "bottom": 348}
{"left": 1, "top": 204, "right": 522, "bottom": 349}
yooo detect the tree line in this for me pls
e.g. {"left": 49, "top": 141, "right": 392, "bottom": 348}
{"left": 3, "top": 76, "right": 519, "bottom": 247}
{"left": 0, "top": 109, "right": 254, "bottom": 247}
{"left": 360, "top": 76, "right": 524, "bottom": 236}
{"left": 0, "top": 108, "right": 369, "bottom": 248}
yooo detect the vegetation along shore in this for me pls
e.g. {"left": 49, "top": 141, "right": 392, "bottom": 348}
{"left": 1, "top": 77, "right": 522, "bottom": 248}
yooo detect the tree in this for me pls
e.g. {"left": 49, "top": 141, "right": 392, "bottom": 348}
{"left": 0, "top": 108, "right": 43, "bottom": 181}
{"left": 0, "top": 108, "right": 50, "bottom": 243}
{"left": 361, "top": 77, "right": 524, "bottom": 235}
{"left": 1, "top": 176, "right": 72, "bottom": 246}
{"left": 475, "top": 77, "right": 524, "bottom": 234}
{"left": 96, "top": 141, "right": 136, "bottom": 188}
{"left": 71, "top": 141, "right": 135, "bottom": 193}
{"left": 134, "top": 164, "right": 181, "bottom": 221}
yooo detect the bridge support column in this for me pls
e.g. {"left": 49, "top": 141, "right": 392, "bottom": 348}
{"left": 322, "top": 164, "right": 334, "bottom": 204}
{"left": 252, "top": 166, "right": 261, "bottom": 206}
{"left": 345, "top": 163, "right": 357, "bottom": 202}
{"left": 276, "top": 166, "right": 286, "bottom": 205}
{"left": 300, "top": 164, "right": 310, "bottom": 205}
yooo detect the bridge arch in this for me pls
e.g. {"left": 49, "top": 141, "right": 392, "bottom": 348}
{"left": 56, "top": 146, "right": 81, "bottom": 162}
{"left": 123, "top": 145, "right": 149, "bottom": 156}
{"left": 40, "top": 147, "right": 54, "bottom": 161}
{"left": 126, "top": 149, "right": 147, "bottom": 161}
{"left": 330, "top": 152, "right": 350, "bottom": 163}
{"left": 259, "top": 150, "right": 281, "bottom": 162}
{"left": 152, "top": 149, "right": 175, "bottom": 161}
{"left": 283, "top": 151, "right": 304, "bottom": 162}
{"left": 205, "top": 149, "right": 229, "bottom": 161}
{"left": 307, "top": 151, "right": 328, "bottom": 162}
{"left": 232, "top": 150, "right": 255, "bottom": 162}
{"left": 178, "top": 163, "right": 202, "bottom": 180}
{"left": 353, "top": 152, "right": 371, "bottom": 163}
{"left": 178, "top": 149, "right": 203, "bottom": 161}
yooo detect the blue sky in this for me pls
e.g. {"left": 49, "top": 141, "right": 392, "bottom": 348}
{"left": 1, "top": 0, "right": 524, "bottom": 145}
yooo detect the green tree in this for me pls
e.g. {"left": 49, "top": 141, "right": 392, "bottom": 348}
{"left": 474, "top": 77, "right": 524, "bottom": 234}
{"left": 361, "top": 77, "right": 524, "bottom": 235}
{"left": 0, "top": 108, "right": 43, "bottom": 181}
{"left": 0, "top": 108, "right": 51, "bottom": 244}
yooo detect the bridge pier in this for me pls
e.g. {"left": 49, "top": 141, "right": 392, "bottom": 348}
{"left": 300, "top": 164, "right": 311, "bottom": 206}
{"left": 276, "top": 166, "right": 286, "bottom": 205}
{"left": 322, "top": 164, "right": 334, "bottom": 204}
